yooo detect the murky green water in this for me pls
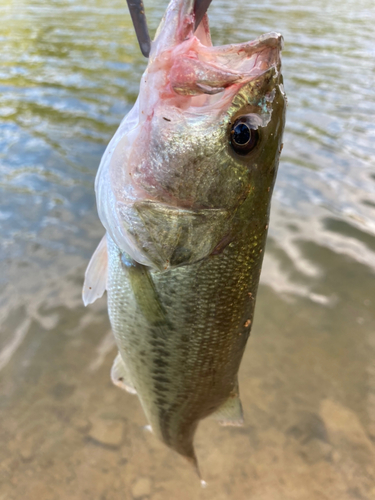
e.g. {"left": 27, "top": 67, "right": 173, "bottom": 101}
{"left": 1, "top": 0, "right": 375, "bottom": 498}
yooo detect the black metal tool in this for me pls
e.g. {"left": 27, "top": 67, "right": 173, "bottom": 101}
{"left": 194, "top": 0, "right": 213, "bottom": 30}
{"left": 126, "top": 0, "right": 151, "bottom": 57}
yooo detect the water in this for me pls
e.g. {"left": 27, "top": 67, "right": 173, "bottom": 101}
{"left": 1, "top": 0, "right": 375, "bottom": 498}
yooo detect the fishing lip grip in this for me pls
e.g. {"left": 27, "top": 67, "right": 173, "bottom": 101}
{"left": 126, "top": 0, "right": 213, "bottom": 58}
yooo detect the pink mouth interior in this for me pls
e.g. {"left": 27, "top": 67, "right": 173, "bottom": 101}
{"left": 146, "top": 8, "right": 282, "bottom": 111}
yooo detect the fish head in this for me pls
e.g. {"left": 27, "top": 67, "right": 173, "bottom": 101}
{"left": 96, "top": 0, "right": 286, "bottom": 270}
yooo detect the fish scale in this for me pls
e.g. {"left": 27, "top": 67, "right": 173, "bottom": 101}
{"left": 106, "top": 211, "right": 268, "bottom": 462}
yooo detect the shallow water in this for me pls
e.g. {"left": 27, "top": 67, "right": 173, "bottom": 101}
{"left": 1, "top": 0, "right": 375, "bottom": 498}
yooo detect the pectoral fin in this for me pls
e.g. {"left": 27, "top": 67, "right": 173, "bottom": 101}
{"left": 111, "top": 352, "right": 137, "bottom": 394}
{"left": 122, "top": 253, "right": 167, "bottom": 326}
{"left": 82, "top": 235, "right": 108, "bottom": 306}
{"left": 210, "top": 381, "right": 244, "bottom": 427}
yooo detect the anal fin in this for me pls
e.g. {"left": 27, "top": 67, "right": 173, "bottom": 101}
{"left": 210, "top": 380, "right": 244, "bottom": 427}
{"left": 111, "top": 352, "right": 137, "bottom": 395}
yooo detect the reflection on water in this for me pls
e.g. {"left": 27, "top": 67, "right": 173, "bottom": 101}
{"left": 1, "top": 0, "right": 375, "bottom": 498}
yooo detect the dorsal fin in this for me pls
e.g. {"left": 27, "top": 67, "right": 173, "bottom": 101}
{"left": 82, "top": 234, "right": 108, "bottom": 306}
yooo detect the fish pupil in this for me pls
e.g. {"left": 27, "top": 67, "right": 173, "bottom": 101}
{"left": 233, "top": 123, "right": 251, "bottom": 145}
{"left": 230, "top": 116, "right": 259, "bottom": 155}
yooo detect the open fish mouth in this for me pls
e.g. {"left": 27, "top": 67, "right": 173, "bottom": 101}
{"left": 147, "top": 0, "right": 283, "bottom": 105}
{"left": 167, "top": 32, "right": 282, "bottom": 101}
{"left": 95, "top": 0, "right": 284, "bottom": 270}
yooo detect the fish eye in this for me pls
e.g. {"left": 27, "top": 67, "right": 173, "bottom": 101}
{"left": 230, "top": 116, "right": 259, "bottom": 155}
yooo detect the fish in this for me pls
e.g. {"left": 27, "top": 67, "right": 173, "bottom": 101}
{"left": 83, "top": 0, "right": 286, "bottom": 475}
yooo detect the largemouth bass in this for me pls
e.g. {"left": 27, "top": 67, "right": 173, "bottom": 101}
{"left": 83, "top": 0, "right": 286, "bottom": 473}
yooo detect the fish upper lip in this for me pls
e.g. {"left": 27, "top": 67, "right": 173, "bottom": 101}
{"left": 209, "top": 31, "right": 283, "bottom": 54}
